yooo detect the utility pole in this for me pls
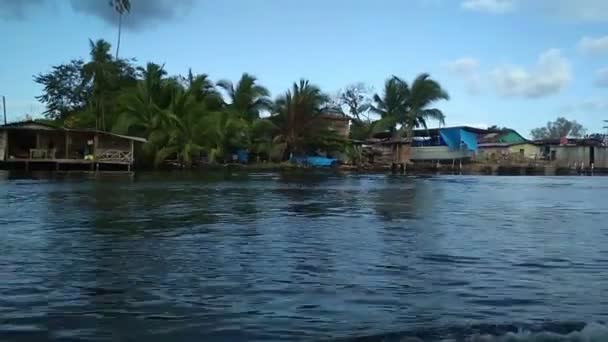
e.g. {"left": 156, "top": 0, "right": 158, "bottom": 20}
{"left": 2, "top": 96, "right": 6, "bottom": 125}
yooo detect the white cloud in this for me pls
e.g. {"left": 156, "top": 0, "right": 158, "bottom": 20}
{"left": 594, "top": 67, "right": 608, "bottom": 88}
{"left": 543, "top": 0, "right": 608, "bottom": 22}
{"left": 490, "top": 49, "right": 571, "bottom": 98}
{"left": 461, "top": 0, "right": 515, "bottom": 13}
{"left": 579, "top": 36, "right": 608, "bottom": 56}
{"left": 461, "top": 0, "right": 608, "bottom": 22}
{"left": 443, "top": 57, "right": 482, "bottom": 95}
{"left": 444, "top": 57, "right": 479, "bottom": 74}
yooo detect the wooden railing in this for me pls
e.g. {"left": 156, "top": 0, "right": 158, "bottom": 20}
{"left": 95, "top": 149, "right": 133, "bottom": 163}
{"left": 29, "top": 148, "right": 57, "bottom": 159}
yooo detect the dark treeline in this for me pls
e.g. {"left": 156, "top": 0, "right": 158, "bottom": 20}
{"left": 34, "top": 39, "right": 450, "bottom": 167}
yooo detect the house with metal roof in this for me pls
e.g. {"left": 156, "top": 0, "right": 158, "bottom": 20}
{"left": 477, "top": 129, "right": 540, "bottom": 161}
{"left": 0, "top": 121, "right": 147, "bottom": 171}
{"left": 410, "top": 126, "right": 487, "bottom": 162}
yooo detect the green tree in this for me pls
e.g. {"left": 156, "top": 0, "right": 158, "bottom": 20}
{"left": 217, "top": 73, "right": 272, "bottom": 122}
{"left": 110, "top": 0, "right": 131, "bottom": 59}
{"left": 371, "top": 74, "right": 449, "bottom": 138}
{"left": 202, "top": 110, "right": 250, "bottom": 163}
{"left": 184, "top": 69, "right": 223, "bottom": 110}
{"left": 82, "top": 39, "right": 118, "bottom": 131}
{"left": 530, "top": 117, "right": 586, "bottom": 139}
{"left": 271, "top": 79, "right": 344, "bottom": 159}
{"left": 113, "top": 62, "right": 170, "bottom": 137}
{"left": 153, "top": 87, "right": 208, "bottom": 167}
{"left": 34, "top": 59, "right": 90, "bottom": 120}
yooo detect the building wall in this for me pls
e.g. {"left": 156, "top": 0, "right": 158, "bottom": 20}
{"left": 411, "top": 146, "right": 474, "bottom": 161}
{"left": 508, "top": 143, "right": 540, "bottom": 159}
{"left": 393, "top": 144, "right": 410, "bottom": 164}
{"left": 0, "top": 131, "right": 6, "bottom": 161}
{"left": 321, "top": 118, "right": 350, "bottom": 138}
{"left": 549, "top": 146, "right": 608, "bottom": 168}
{"left": 477, "top": 147, "right": 508, "bottom": 160}
{"left": 552, "top": 146, "right": 589, "bottom": 167}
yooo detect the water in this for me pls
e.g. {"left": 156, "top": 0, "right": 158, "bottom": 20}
{"left": 2, "top": 171, "right": 608, "bottom": 341}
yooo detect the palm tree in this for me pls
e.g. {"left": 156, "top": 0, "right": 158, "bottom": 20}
{"left": 154, "top": 88, "right": 209, "bottom": 167}
{"left": 202, "top": 111, "right": 250, "bottom": 163}
{"left": 185, "top": 69, "right": 223, "bottom": 110}
{"left": 113, "top": 62, "right": 169, "bottom": 136}
{"left": 271, "top": 79, "right": 342, "bottom": 159}
{"left": 83, "top": 39, "right": 116, "bottom": 131}
{"left": 371, "top": 74, "right": 449, "bottom": 139}
{"left": 402, "top": 73, "right": 449, "bottom": 138}
{"left": 217, "top": 73, "right": 272, "bottom": 122}
{"left": 110, "top": 0, "right": 131, "bottom": 59}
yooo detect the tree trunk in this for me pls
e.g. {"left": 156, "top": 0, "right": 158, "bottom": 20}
{"left": 101, "top": 101, "right": 106, "bottom": 131}
{"left": 115, "top": 13, "right": 122, "bottom": 59}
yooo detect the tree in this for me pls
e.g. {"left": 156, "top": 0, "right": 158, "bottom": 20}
{"left": 82, "top": 39, "right": 117, "bottom": 130}
{"left": 371, "top": 74, "right": 449, "bottom": 138}
{"left": 34, "top": 59, "right": 90, "bottom": 120}
{"left": 113, "top": 62, "right": 169, "bottom": 136}
{"left": 217, "top": 73, "right": 272, "bottom": 122}
{"left": 202, "top": 110, "right": 250, "bottom": 163}
{"left": 110, "top": 0, "right": 131, "bottom": 59}
{"left": 530, "top": 117, "right": 586, "bottom": 140}
{"left": 338, "top": 83, "right": 372, "bottom": 122}
{"left": 82, "top": 39, "right": 136, "bottom": 131}
{"left": 153, "top": 87, "right": 209, "bottom": 167}
{"left": 184, "top": 69, "right": 223, "bottom": 110}
{"left": 271, "top": 79, "right": 344, "bottom": 159}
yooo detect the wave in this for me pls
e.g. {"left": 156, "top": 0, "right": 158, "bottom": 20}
{"left": 345, "top": 321, "right": 608, "bottom": 342}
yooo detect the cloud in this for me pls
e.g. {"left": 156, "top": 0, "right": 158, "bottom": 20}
{"left": 444, "top": 57, "right": 479, "bottom": 74}
{"left": 541, "top": 0, "right": 608, "bottom": 22}
{"left": 461, "top": 0, "right": 515, "bottom": 13}
{"left": 0, "top": 0, "right": 47, "bottom": 20}
{"left": 594, "top": 67, "right": 608, "bottom": 88}
{"left": 579, "top": 36, "right": 608, "bottom": 56}
{"left": 562, "top": 98, "right": 608, "bottom": 114}
{"left": 461, "top": 0, "right": 608, "bottom": 22}
{"left": 70, "top": 0, "right": 194, "bottom": 30}
{"left": 443, "top": 57, "right": 482, "bottom": 95}
{"left": 0, "top": 0, "right": 193, "bottom": 29}
{"left": 490, "top": 49, "right": 571, "bottom": 98}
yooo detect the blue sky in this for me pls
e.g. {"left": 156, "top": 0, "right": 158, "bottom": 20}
{"left": 1, "top": 0, "right": 607, "bottom": 137}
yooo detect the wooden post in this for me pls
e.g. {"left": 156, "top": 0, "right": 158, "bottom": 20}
{"left": 129, "top": 140, "right": 134, "bottom": 172}
{"left": 64, "top": 132, "right": 69, "bottom": 159}
{"left": 93, "top": 134, "right": 98, "bottom": 157}
{"left": 36, "top": 132, "right": 40, "bottom": 149}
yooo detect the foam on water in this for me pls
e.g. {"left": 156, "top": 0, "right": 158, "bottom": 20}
{"left": 472, "top": 322, "right": 608, "bottom": 342}
{"left": 352, "top": 322, "right": 608, "bottom": 342}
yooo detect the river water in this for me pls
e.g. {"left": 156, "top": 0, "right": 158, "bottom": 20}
{"left": 1, "top": 171, "right": 608, "bottom": 341}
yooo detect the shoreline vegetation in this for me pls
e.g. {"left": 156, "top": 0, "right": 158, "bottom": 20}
{"left": 24, "top": 38, "right": 596, "bottom": 176}
{"left": 31, "top": 38, "right": 450, "bottom": 170}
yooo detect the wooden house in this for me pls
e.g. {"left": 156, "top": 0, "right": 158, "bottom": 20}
{"left": 0, "top": 121, "right": 146, "bottom": 171}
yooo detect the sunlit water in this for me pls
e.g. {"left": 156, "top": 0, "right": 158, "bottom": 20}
{"left": 2, "top": 171, "right": 608, "bottom": 341}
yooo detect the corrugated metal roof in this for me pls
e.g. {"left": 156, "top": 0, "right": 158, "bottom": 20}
{"left": 0, "top": 121, "right": 147, "bottom": 143}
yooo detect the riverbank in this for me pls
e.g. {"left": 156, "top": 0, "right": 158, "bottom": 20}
{"left": 3, "top": 159, "right": 607, "bottom": 176}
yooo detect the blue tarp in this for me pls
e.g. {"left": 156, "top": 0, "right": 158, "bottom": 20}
{"left": 439, "top": 128, "right": 478, "bottom": 151}
{"left": 291, "top": 155, "right": 338, "bottom": 167}
{"left": 460, "top": 129, "right": 478, "bottom": 150}
{"left": 236, "top": 150, "right": 249, "bottom": 163}
{"left": 439, "top": 128, "right": 461, "bottom": 149}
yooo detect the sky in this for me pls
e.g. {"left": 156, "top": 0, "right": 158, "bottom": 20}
{"left": 1, "top": 0, "right": 607, "bottom": 137}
